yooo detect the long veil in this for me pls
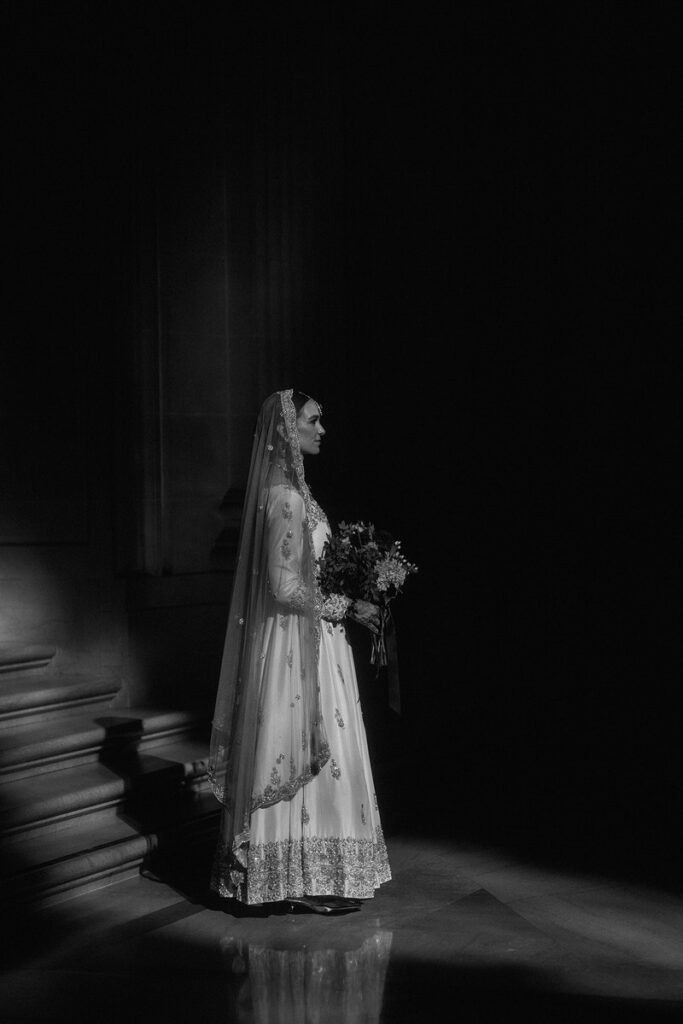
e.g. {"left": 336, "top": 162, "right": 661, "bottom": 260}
{"left": 209, "top": 389, "right": 329, "bottom": 875}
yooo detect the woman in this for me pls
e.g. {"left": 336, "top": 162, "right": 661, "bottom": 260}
{"left": 209, "top": 389, "right": 391, "bottom": 912}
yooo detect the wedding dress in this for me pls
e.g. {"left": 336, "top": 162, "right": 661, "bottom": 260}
{"left": 209, "top": 390, "right": 390, "bottom": 904}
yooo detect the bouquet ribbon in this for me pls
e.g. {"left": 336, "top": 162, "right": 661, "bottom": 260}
{"left": 370, "top": 607, "right": 401, "bottom": 714}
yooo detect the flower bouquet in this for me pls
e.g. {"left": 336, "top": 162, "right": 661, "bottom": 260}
{"left": 317, "top": 521, "right": 418, "bottom": 701}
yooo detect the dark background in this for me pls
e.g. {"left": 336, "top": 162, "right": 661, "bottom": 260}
{"left": 3, "top": 2, "right": 678, "bottom": 886}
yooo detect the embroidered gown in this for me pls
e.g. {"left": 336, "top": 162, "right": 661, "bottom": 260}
{"left": 212, "top": 484, "right": 391, "bottom": 903}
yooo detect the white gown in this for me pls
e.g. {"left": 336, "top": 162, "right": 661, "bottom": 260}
{"left": 212, "top": 486, "right": 391, "bottom": 904}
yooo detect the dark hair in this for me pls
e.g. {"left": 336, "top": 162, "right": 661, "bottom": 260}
{"left": 292, "top": 390, "right": 312, "bottom": 415}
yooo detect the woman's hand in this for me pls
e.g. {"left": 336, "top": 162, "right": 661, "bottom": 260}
{"left": 349, "top": 599, "right": 381, "bottom": 634}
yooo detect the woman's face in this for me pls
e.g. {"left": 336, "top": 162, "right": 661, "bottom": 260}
{"left": 296, "top": 399, "right": 325, "bottom": 456}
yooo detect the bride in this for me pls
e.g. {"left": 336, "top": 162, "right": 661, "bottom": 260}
{"left": 209, "top": 389, "right": 391, "bottom": 912}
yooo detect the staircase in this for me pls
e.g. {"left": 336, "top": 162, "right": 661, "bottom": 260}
{"left": 0, "top": 646, "right": 220, "bottom": 907}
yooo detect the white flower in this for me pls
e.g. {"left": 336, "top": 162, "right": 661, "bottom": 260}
{"left": 375, "top": 555, "right": 409, "bottom": 593}
{"left": 321, "top": 592, "right": 352, "bottom": 623}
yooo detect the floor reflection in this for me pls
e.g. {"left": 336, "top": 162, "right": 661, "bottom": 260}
{"left": 4, "top": 834, "right": 683, "bottom": 1023}
{"left": 220, "top": 931, "right": 393, "bottom": 1024}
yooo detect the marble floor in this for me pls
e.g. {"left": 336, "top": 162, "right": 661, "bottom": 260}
{"left": 2, "top": 833, "right": 683, "bottom": 1023}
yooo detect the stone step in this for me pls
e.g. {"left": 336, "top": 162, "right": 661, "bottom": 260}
{"left": 0, "top": 674, "right": 119, "bottom": 730}
{"left": 0, "top": 706, "right": 207, "bottom": 779}
{"left": 2, "top": 789, "right": 220, "bottom": 906}
{"left": 0, "top": 644, "right": 56, "bottom": 675}
{"left": 0, "top": 735, "right": 211, "bottom": 838}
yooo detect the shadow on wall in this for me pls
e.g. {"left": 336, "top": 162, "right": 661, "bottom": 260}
{"left": 124, "top": 593, "right": 230, "bottom": 710}
{"left": 0, "top": 545, "right": 124, "bottom": 681}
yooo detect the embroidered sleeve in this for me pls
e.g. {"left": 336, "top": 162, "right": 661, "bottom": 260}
{"left": 267, "top": 488, "right": 310, "bottom": 613}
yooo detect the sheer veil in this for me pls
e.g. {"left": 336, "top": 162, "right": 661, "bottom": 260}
{"left": 209, "top": 389, "right": 329, "bottom": 873}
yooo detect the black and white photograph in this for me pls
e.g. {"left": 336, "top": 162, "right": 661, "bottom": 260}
{"left": 1, "top": 2, "right": 679, "bottom": 1021}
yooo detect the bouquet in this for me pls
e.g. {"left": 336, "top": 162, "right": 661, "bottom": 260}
{"left": 317, "top": 521, "right": 418, "bottom": 694}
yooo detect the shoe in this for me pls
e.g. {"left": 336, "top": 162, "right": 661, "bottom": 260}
{"left": 287, "top": 896, "right": 362, "bottom": 915}
{"left": 287, "top": 897, "right": 327, "bottom": 914}
{"left": 319, "top": 897, "right": 362, "bottom": 913}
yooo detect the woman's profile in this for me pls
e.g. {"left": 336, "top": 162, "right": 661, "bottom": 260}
{"left": 209, "top": 389, "right": 391, "bottom": 912}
